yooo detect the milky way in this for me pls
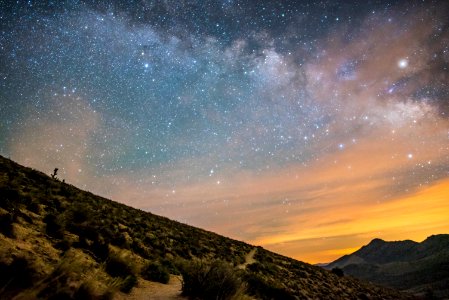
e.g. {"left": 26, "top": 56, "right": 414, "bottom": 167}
{"left": 1, "top": 0, "right": 449, "bottom": 263}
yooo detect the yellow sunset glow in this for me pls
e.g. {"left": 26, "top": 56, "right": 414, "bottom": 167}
{"left": 257, "top": 179, "right": 449, "bottom": 263}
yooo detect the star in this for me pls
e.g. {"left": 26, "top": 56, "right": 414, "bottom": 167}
{"left": 398, "top": 58, "right": 409, "bottom": 69}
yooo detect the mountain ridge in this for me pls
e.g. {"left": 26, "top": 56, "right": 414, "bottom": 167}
{"left": 326, "top": 235, "right": 449, "bottom": 298}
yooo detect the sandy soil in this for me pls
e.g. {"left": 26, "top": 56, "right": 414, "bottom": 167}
{"left": 115, "top": 275, "right": 185, "bottom": 300}
{"left": 238, "top": 248, "right": 257, "bottom": 269}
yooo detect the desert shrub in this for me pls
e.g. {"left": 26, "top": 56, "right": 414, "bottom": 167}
{"left": 36, "top": 260, "right": 78, "bottom": 299}
{"left": 111, "top": 233, "right": 128, "bottom": 248}
{"left": 234, "top": 255, "right": 246, "bottom": 265}
{"left": 20, "top": 194, "right": 32, "bottom": 207}
{"left": 331, "top": 267, "right": 344, "bottom": 277}
{"left": 247, "top": 262, "right": 262, "bottom": 273}
{"left": 97, "top": 227, "right": 113, "bottom": 242}
{"left": 0, "top": 256, "right": 36, "bottom": 298}
{"left": 190, "top": 245, "right": 202, "bottom": 256}
{"left": 72, "top": 281, "right": 98, "bottom": 300}
{"left": 77, "top": 236, "right": 90, "bottom": 249}
{"left": 70, "top": 224, "right": 99, "bottom": 242}
{"left": 131, "top": 240, "right": 150, "bottom": 258}
{"left": 16, "top": 209, "right": 33, "bottom": 223}
{"left": 174, "top": 244, "right": 191, "bottom": 259}
{"left": 69, "top": 205, "right": 91, "bottom": 223}
{"left": 179, "top": 259, "right": 243, "bottom": 300}
{"left": 120, "top": 274, "right": 138, "bottom": 293}
{"left": 263, "top": 262, "right": 278, "bottom": 276}
{"left": 142, "top": 261, "right": 170, "bottom": 284}
{"left": 44, "top": 197, "right": 65, "bottom": 215}
{"left": 18, "top": 265, "right": 113, "bottom": 300}
{"left": 27, "top": 253, "right": 115, "bottom": 300}
{"left": 246, "top": 262, "right": 277, "bottom": 276}
{"left": 44, "top": 213, "right": 64, "bottom": 239}
{"left": 58, "top": 185, "right": 72, "bottom": 198}
{"left": 0, "top": 212, "right": 15, "bottom": 238}
{"left": 105, "top": 253, "right": 135, "bottom": 278}
{"left": 10, "top": 256, "right": 36, "bottom": 287}
{"left": 55, "top": 238, "right": 72, "bottom": 252}
{"left": 160, "top": 258, "right": 179, "bottom": 275}
{"left": 53, "top": 198, "right": 64, "bottom": 212}
{"left": 264, "top": 255, "right": 274, "bottom": 263}
{"left": 0, "top": 187, "right": 20, "bottom": 210}
{"left": 90, "top": 240, "right": 110, "bottom": 262}
{"left": 73, "top": 234, "right": 109, "bottom": 262}
{"left": 243, "top": 272, "right": 295, "bottom": 300}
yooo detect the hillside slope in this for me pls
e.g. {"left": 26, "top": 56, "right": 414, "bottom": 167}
{"left": 0, "top": 155, "right": 411, "bottom": 299}
{"left": 326, "top": 236, "right": 449, "bottom": 298}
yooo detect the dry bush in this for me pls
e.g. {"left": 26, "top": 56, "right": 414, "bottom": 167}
{"left": 179, "top": 259, "right": 245, "bottom": 300}
{"left": 104, "top": 252, "right": 138, "bottom": 293}
{"left": 141, "top": 261, "right": 170, "bottom": 284}
{"left": 0, "top": 212, "right": 16, "bottom": 238}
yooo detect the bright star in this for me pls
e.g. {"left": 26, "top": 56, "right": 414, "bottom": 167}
{"left": 398, "top": 58, "right": 408, "bottom": 69}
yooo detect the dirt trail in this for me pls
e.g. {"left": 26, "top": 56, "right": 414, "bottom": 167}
{"left": 238, "top": 248, "right": 257, "bottom": 269}
{"left": 115, "top": 275, "right": 185, "bottom": 300}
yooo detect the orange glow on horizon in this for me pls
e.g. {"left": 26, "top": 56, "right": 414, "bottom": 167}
{"left": 258, "top": 179, "right": 449, "bottom": 263}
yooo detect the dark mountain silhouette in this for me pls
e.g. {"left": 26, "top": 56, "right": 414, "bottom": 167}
{"left": 326, "top": 235, "right": 449, "bottom": 299}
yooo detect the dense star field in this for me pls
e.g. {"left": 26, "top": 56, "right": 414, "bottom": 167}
{"left": 1, "top": 0, "right": 449, "bottom": 263}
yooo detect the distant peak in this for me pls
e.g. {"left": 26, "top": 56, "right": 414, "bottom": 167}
{"left": 423, "top": 234, "right": 449, "bottom": 245}
{"left": 357, "top": 238, "right": 386, "bottom": 252}
{"left": 426, "top": 234, "right": 449, "bottom": 240}
{"left": 368, "top": 238, "right": 385, "bottom": 245}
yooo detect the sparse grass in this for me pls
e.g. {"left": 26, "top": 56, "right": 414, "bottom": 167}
{"left": 43, "top": 214, "right": 64, "bottom": 239}
{"left": 90, "top": 240, "right": 110, "bottom": 262}
{"left": 72, "top": 280, "right": 97, "bottom": 300}
{"left": 179, "top": 259, "right": 244, "bottom": 300}
{"left": 243, "top": 272, "right": 295, "bottom": 300}
{"left": 0, "top": 186, "right": 21, "bottom": 210}
{"left": 119, "top": 274, "right": 138, "bottom": 293}
{"left": 0, "top": 212, "right": 16, "bottom": 238}
{"left": 0, "top": 255, "right": 37, "bottom": 298}
{"left": 141, "top": 261, "right": 170, "bottom": 284}
{"left": 11, "top": 252, "right": 116, "bottom": 300}
{"left": 105, "top": 252, "right": 136, "bottom": 279}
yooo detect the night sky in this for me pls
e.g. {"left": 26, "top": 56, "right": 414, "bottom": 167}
{"left": 1, "top": 0, "right": 449, "bottom": 263}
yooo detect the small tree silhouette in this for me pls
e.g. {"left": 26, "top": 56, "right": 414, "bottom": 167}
{"left": 51, "top": 168, "right": 58, "bottom": 179}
